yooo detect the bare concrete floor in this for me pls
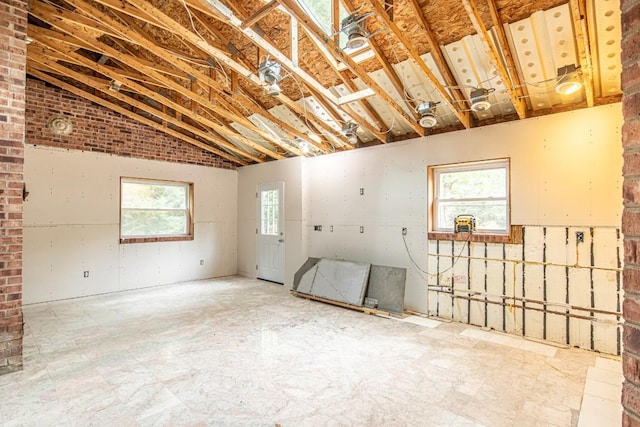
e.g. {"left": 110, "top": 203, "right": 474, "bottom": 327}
{"left": 0, "top": 277, "right": 622, "bottom": 426}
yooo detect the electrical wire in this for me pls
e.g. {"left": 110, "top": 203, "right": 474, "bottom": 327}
{"left": 180, "top": 0, "right": 230, "bottom": 86}
{"left": 402, "top": 231, "right": 472, "bottom": 279}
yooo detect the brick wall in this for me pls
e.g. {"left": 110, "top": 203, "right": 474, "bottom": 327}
{"left": 25, "top": 79, "right": 236, "bottom": 170}
{"left": 623, "top": 0, "right": 640, "bottom": 424}
{"left": 0, "top": 0, "right": 27, "bottom": 375}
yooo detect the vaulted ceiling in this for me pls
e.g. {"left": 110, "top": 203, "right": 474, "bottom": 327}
{"left": 26, "top": 0, "right": 622, "bottom": 166}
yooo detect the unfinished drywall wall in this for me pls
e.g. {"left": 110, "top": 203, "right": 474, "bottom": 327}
{"left": 237, "top": 157, "right": 303, "bottom": 288}
{"left": 238, "top": 103, "right": 622, "bottom": 348}
{"left": 23, "top": 145, "right": 237, "bottom": 304}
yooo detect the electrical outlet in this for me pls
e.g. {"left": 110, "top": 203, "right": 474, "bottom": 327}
{"left": 576, "top": 231, "right": 584, "bottom": 243}
{"left": 360, "top": 226, "right": 364, "bottom": 233}
{"left": 314, "top": 225, "right": 322, "bottom": 231}
{"left": 330, "top": 225, "right": 333, "bottom": 232}
{"left": 83, "top": 271, "right": 89, "bottom": 278}
{"left": 200, "top": 259, "right": 204, "bottom": 265}
{"left": 402, "top": 227, "right": 407, "bottom": 236}
{"left": 359, "top": 188, "right": 364, "bottom": 195}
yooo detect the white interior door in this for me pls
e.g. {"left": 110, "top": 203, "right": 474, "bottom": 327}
{"left": 256, "top": 182, "right": 285, "bottom": 284}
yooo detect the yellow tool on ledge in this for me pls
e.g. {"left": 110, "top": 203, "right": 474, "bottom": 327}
{"left": 454, "top": 215, "right": 476, "bottom": 233}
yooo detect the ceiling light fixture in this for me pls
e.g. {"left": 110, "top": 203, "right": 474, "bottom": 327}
{"left": 341, "top": 122, "right": 359, "bottom": 145}
{"left": 470, "top": 88, "right": 492, "bottom": 112}
{"left": 341, "top": 12, "right": 372, "bottom": 50}
{"left": 258, "top": 59, "right": 283, "bottom": 96}
{"left": 555, "top": 64, "right": 583, "bottom": 95}
{"left": 417, "top": 101, "right": 439, "bottom": 128}
{"left": 109, "top": 80, "right": 122, "bottom": 92}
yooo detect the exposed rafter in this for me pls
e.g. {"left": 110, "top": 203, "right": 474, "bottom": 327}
{"left": 28, "top": 26, "right": 283, "bottom": 160}
{"left": 461, "top": 0, "right": 526, "bottom": 119}
{"left": 27, "top": 64, "right": 250, "bottom": 165}
{"left": 569, "top": 0, "right": 595, "bottom": 107}
{"left": 363, "top": 0, "right": 471, "bottom": 128}
{"left": 40, "top": 0, "right": 311, "bottom": 157}
{"left": 275, "top": 0, "right": 426, "bottom": 136}
{"left": 404, "top": 0, "right": 468, "bottom": 111}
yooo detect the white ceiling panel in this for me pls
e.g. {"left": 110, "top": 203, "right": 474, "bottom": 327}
{"left": 444, "top": 34, "right": 515, "bottom": 120}
{"left": 591, "top": 0, "right": 622, "bottom": 97}
{"left": 509, "top": 4, "right": 583, "bottom": 111}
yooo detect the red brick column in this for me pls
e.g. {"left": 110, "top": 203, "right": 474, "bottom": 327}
{"left": 0, "top": 0, "right": 27, "bottom": 374}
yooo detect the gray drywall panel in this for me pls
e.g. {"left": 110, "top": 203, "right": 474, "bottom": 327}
{"left": 308, "top": 259, "right": 370, "bottom": 306}
{"left": 366, "top": 265, "right": 407, "bottom": 315}
{"left": 296, "top": 264, "right": 318, "bottom": 294}
{"left": 293, "top": 257, "right": 320, "bottom": 291}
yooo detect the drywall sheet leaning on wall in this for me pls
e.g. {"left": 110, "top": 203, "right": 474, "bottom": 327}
{"left": 293, "top": 257, "right": 320, "bottom": 291}
{"left": 427, "top": 225, "right": 622, "bottom": 355}
{"left": 367, "top": 265, "right": 407, "bottom": 315}
{"left": 297, "top": 258, "right": 370, "bottom": 306}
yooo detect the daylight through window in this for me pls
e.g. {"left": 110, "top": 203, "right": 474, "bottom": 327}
{"left": 432, "top": 160, "right": 510, "bottom": 234}
{"left": 120, "top": 178, "right": 193, "bottom": 241}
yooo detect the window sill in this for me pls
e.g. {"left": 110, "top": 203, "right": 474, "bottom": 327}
{"left": 120, "top": 235, "right": 194, "bottom": 244}
{"left": 428, "top": 225, "right": 523, "bottom": 244}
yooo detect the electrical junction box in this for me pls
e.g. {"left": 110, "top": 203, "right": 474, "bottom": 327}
{"left": 454, "top": 215, "right": 476, "bottom": 233}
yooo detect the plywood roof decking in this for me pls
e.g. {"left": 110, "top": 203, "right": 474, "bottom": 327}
{"left": 26, "top": 0, "right": 622, "bottom": 164}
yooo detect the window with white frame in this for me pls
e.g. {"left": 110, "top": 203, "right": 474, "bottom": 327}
{"left": 120, "top": 178, "right": 193, "bottom": 240}
{"left": 260, "top": 189, "right": 280, "bottom": 236}
{"left": 432, "top": 159, "right": 510, "bottom": 234}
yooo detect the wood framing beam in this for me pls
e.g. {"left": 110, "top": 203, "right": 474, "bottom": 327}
{"left": 485, "top": 0, "right": 527, "bottom": 106}
{"left": 191, "top": 0, "right": 383, "bottom": 141}
{"left": 28, "top": 28, "right": 283, "bottom": 160}
{"left": 34, "top": 1, "right": 299, "bottom": 157}
{"left": 569, "top": 0, "right": 595, "bottom": 107}
{"left": 53, "top": 0, "right": 303, "bottom": 156}
{"left": 27, "top": 65, "right": 249, "bottom": 165}
{"left": 135, "top": 0, "right": 339, "bottom": 104}
{"left": 340, "top": 0, "right": 419, "bottom": 115}
{"left": 404, "top": 0, "right": 467, "bottom": 109}
{"left": 187, "top": 9, "right": 334, "bottom": 151}
{"left": 88, "top": 0, "right": 336, "bottom": 152}
{"left": 461, "top": 0, "right": 526, "bottom": 119}
{"left": 186, "top": 5, "right": 348, "bottom": 148}
{"left": 30, "top": 55, "right": 264, "bottom": 163}
{"left": 276, "top": 0, "right": 425, "bottom": 136}
{"left": 364, "top": 0, "right": 470, "bottom": 128}
{"left": 241, "top": 1, "right": 279, "bottom": 29}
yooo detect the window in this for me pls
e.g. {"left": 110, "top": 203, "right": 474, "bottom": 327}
{"left": 260, "top": 189, "right": 280, "bottom": 235}
{"left": 120, "top": 178, "right": 193, "bottom": 242}
{"left": 431, "top": 159, "right": 509, "bottom": 234}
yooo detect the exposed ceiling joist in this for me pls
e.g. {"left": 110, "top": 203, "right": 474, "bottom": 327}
{"left": 30, "top": 54, "right": 264, "bottom": 163}
{"left": 461, "top": 0, "right": 527, "bottom": 119}
{"left": 405, "top": 0, "right": 468, "bottom": 111}
{"left": 55, "top": 0, "right": 311, "bottom": 157}
{"left": 485, "top": 0, "right": 528, "bottom": 107}
{"left": 28, "top": 27, "right": 283, "bottom": 160}
{"left": 569, "top": 0, "right": 595, "bottom": 107}
{"left": 184, "top": 0, "right": 378, "bottom": 145}
{"left": 364, "top": 0, "right": 471, "bottom": 128}
{"left": 186, "top": 6, "right": 343, "bottom": 150}
{"left": 27, "top": 64, "right": 250, "bottom": 165}
{"left": 275, "top": 0, "right": 426, "bottom": 136}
